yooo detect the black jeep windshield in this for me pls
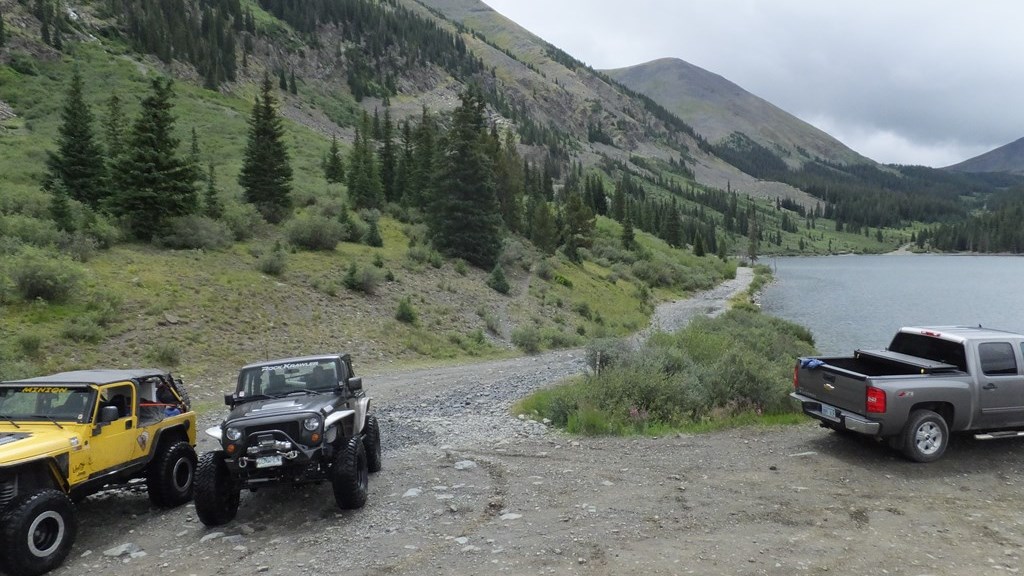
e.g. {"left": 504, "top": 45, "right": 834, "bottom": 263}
{"left": 236, "top": 360, "right": 339, "bottom": 399}
{"left": 0, "top": 386, "right": 95, "bottom": 422}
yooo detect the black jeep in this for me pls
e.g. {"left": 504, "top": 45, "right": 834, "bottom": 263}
{"left": 193, "top": 354, "right": 381, "bottom": 526}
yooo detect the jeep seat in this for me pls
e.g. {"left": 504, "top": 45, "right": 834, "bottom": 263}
{"left": 265, "top": 373, "right": 288, "bottom": 395}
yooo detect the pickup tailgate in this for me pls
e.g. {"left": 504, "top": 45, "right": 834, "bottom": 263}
{"left": 795, "top": 358, "right": 869, "bottom": 415}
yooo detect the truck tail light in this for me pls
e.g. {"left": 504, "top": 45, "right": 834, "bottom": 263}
{"left": 793, "top": 364, "right": 799, "bottom": 389}
{"left": 866, "top": 386, "right": 886, "bottom": 413}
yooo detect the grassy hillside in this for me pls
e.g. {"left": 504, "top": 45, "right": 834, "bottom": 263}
{"left": 0, "top": 0, "right": 909, "bottom": 404}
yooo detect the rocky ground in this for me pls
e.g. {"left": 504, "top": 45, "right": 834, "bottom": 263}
{"left": 50, "top": 268, "right": 1024, "bottom": 576}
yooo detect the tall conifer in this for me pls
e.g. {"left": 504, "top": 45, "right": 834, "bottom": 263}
{"left": 45, "top": 68, "right": 108, "bottom": 209}
{"left": 429, "top": 87, "right": 502, "bottom": 268}
{"left": 239, "top": 73, "right": 293, "bottom": 223}
{"left": 109, "top": 77, "right": 198, "bottom": 239}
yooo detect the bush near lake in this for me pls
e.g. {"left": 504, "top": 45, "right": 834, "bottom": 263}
{"left": 516, "top": 308, "right": 816, "bottom": 435}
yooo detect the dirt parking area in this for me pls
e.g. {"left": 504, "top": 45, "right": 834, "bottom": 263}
{"left": 56, "top": 422, "right": 1024, "bottom": 576}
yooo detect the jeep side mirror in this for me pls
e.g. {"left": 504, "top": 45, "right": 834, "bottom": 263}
{"left": 348, "top": 376, "right": 362, "bottom": 391}
{"left": 224, "top": 393, "right": 234, "bottom": 407}
{"left": 99, "top": 405, "right": 120, "bottom": 423}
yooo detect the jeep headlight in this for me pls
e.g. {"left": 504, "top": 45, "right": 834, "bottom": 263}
{"left": 225, "top": 427, "right": 242, "bottom": 441}
{"left": 303, "top": 416, "right": 321, "bottom": 432}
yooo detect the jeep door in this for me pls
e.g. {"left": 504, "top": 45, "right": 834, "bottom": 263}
{"left": 88, "top": 383, "right": 140, "bottom": 474}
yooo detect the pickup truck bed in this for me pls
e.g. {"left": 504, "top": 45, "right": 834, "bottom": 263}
{"left": 792, "top": 326, "right": 1024, "bottom": 463}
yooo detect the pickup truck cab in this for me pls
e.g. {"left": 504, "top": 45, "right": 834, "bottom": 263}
{"left": 791, "top": 326, "right": 1024, "bottom": 462}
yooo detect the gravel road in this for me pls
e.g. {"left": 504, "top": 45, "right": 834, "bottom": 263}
{"left": 49, "top": 267, "right": 1024, "bottom": 576}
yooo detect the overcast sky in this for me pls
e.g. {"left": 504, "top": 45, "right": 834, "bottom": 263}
{"left": 483, "top": 0, "right": 1022, "bottom": 167}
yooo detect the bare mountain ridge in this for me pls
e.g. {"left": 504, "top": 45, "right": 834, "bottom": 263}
{"left": 413, "top": 0, "right": 816, "bottom": 205}
{"left": 945, "top": 136, "right": 1024, "bottom": 174}
{"left": 603, "top": 57, "right": 871, "bottom": 168}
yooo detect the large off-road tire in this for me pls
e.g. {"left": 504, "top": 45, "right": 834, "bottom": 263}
{"left": 0, "top": 489, "right": 78, "bottom": 576}
{"left": 146, "top": 440, "right": 198, "bottom": 508}
{"left": 193, "top": 451, "right": 241, "bottom": 526}
{"left": 901, "top": 409, "right": 949, "bottom": 463}
{"left": 332, "top": 437, "right": 368, "bottom": 510}
{"left": 363, "top": 415, "right": 383, "bottom": 473}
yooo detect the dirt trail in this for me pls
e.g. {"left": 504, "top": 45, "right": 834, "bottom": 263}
{"left": 52, "top": 267, "right": 1024, "bottom": 576}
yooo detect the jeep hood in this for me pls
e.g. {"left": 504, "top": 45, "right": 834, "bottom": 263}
{"left": 0, "top": 427, "right": 81, "bottom": 466}
{"left": 228, "top": 395, "right": 339, "bottom": 420}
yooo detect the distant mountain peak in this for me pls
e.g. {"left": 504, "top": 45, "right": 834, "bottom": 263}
{"left": 603, "top": 58, "right": 870, "bottom": 167}
{"left": 945, "top": 136, "right": 1024, "bottom": 174}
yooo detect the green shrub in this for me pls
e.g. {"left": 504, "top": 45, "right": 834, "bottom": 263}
{"left": 0, "top": 214, "right": 61, "bottom": 247}
{"left": 534, "top": 259, "right": 554, "bottom": 281}
{"left": 428, "top": 250, "right": 443, "bottom": 268}
{"left": 585, "top": 338, "right": 634, "bottom": 372}
{"left": 84, "top": 213, "right": 121, "bottom": 248}
{"left": 149, "top": 342, "right": 181, "bottom": 367}
{"left": 395, "top": 297, "right": 418, "bottom": 325}
{"left": 567, "top": 406, "right": 612, "bottom": 435}
{"left": 221, "top": 201, "right": 265, "bottom": 241}
{"left": 257, "top": 248, "right": 287, "bottom": 276}
{"left": 84, "top": 292, "right": 122, "bottom": 327}
{"left": 16, "top": 333, "right": 43, "bottom": 358}
{"left": 343, "top": 263, "right": 382, "bottom": 295}
{"left": 10, "top": 250, "right": 82, "bottom": 303}
{"left": 57, "top": 231, "right": 99, "bottom": 262}
{"left": 454, "top": 259, "right": 468, "bottom": 276}
{"left": 157, "top": 215, "right": 233, "bottom": 250}
{"left": 364, "top": 219, "right": 383, "bottom": 247}
{"left": 62, "top": 316, "right": 104, "bottom": 343}
{"left": 511, "top": 325, "right": 542, "bottom": 354}
{"left": 9, "top": 53, "right": 39, "bottom": 76}
{"left": 486, "top": 264, "right": 510, "bottom": 294}
{"left": 286, "top": 214, "right": 344, "bottom": 251}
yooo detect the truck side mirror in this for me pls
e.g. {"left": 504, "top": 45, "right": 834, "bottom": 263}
{"left": 99, "top": 405, "right": 120, "bottom": 423}
{"left": 224, "top": 393, "right": 234, "bottom": 407}
{"left": 348, "top": 376, "right": 362, "bottom": 391}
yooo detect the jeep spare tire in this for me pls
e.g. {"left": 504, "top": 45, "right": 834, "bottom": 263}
{"left": 0, "top": 489, "right": 78, "bottom": 576}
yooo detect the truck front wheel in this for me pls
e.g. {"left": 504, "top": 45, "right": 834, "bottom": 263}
{"left": 0, "top": 489, "right": 78, "bottom": 576}
{"left": 901, "top": 409, "right": 949, "bottom": 463}
{"left": 194, "top": 451, "right": 241, "bottom": 526}
{"left": 147, "top": 441, "right": 198, "bottom": 508}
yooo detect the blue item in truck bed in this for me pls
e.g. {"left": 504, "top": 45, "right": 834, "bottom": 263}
{"left": 800, "top": 358, "right": 825, "bottom": 369}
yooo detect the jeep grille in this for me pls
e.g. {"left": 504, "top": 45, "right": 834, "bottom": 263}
{"left": 242, "top": 422, "right": 300, "bottom": 443}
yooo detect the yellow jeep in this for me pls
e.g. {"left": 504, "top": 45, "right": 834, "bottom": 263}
{"left": 0, "top": 369, "right": 197, "bottom": 576}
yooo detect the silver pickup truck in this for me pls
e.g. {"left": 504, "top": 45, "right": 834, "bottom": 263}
{"left": 791, "top": 325, "right": 1024, "bottom": 462}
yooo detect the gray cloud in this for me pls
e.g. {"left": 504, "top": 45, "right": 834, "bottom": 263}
{"left": 483, "top": 0, "right": 1024, "bottom": 166}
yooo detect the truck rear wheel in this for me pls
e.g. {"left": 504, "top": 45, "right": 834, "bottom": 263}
{"left": 901, "top": 409, "right": 948, "bottom": 462}
{"left": 194, "top": 451, "right": 240, "bottom": 526}
{"left": 363, "top": 415, "right": 382, "bottom": 473}
{"left": 0, "top": 489, "right": 78, "bottom": 576}
{"left": 147, "top": 440, "right": 197, "bottom": 508}
{"left": 332, "top": 437, "right": 368, "bottom": 509}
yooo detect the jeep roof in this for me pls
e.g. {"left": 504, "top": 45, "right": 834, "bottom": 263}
{"left": 3, "top": 369, "right": 170, "bottom": 385}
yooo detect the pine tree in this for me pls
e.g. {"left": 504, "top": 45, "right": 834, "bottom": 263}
{"left": 346, "top": 113, "right": 382, "bottom": 210}
{"left": 104, "top": 93, "right": 127, "bottom": 163}
{"left": 621, "top": 214, "right": 635, "bottom": 249}
{"left": 0, "top": 8, "right": 6, "bottom": 48}
{"left": 44, "top": 68, "right": 108, "bottom": 209}
{"left": 408, "top": 107, "right": 438, "bottom": 207}
{"left": 239, "top": 73, "right": 293, "bottom": 223}
{"left": 278, "top": 69, "right": 287, "bottom": 91}
{"left": 49, "top": 181, "right": 74, "bottom": 232}
{"left": 190, "top": 127, "right": 201, "bottom": 167}
{"left": 109, "top": 77, "right": 198, "bottom": 239}
{"left": 561, "top": 189, "right": 594, "bottom": 262}
{"left": 288, "top": 70, "right": 297, "bottom": 95}
{"left": 379, "top": 108, "right": 397, "bottom": 203}
{"left": 324, "top": 135, "right": 345, "bottom": 183}
{"left": 493, "top": 130, "right": 524, "bottom": 232}
{"left": 747, "top": 211, "right": 760, "bottom": 262}
{"left": 204, "top": 162, "right": 224, "bottom": 219}
{"left": 364, "top": 218, "right": 383, "bottom": 247}
{"left": 429, "top": 87, "right": 503, "bottom": 268}
{"left": 530, "top": 201, "right": 558, "bottom": 255}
